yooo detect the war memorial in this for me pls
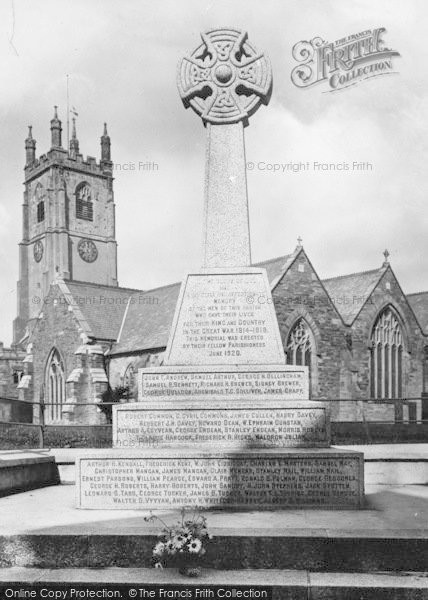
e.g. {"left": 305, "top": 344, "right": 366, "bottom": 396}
{"left": 77, "top": 28, "right": 364, "bottom": 511}
{"left": 0, "top": 26, "right": 427, "bottom": 599}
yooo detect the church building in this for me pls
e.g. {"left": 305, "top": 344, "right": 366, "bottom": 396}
{"left": 6, "top": 108, "right": 428, "bottom": 426}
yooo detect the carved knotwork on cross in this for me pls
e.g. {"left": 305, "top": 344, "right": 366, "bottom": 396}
{"left": 177, "top": 28, "right": 272, "bottom": 126}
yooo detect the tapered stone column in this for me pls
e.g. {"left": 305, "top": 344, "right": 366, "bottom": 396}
{"left": 203, "top": 123, "right": 250, "bottom": 267}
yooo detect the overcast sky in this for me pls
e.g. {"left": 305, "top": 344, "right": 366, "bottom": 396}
{"left": 0, "top": 0, "right": 427, "bottom": 345}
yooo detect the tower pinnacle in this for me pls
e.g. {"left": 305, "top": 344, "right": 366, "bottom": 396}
{"left": 100, "top": 122, "right": 112, "bottom": 169}
{"left": 69, "top": 117, "right": 79, "bottom": 158}
{"left": 25, "top": 125, "right": 36, "bottom": 166}
{"left": 50, "top": 106, "right": 62, "bottom": 148}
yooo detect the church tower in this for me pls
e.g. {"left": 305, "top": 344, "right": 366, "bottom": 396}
{"left": 13, "top": 108, "right": 118, "bottom": 344}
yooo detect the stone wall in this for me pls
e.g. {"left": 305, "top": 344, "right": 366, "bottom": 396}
{"left": 331, "top": 421, "right": 428, "bottom": 444}
{"left": 272, "top": 252, "right": 348, "bottom": 400}
{"left": 107, "top": 351, "right": 164, "bottom": 400}
{"left": 0, "top": 344, "right": 26, "bottom": 399}
{"left": 0, "top": 423, "right": 111, "bottom": 449}
{"left": 43, "top": 425, "right": 112, "bottom": 448}
{"left": 0, "top": 423, "right": 40, "bottom": 449}
{"left": 0, "top": 398, "right": 33, "bottom": 423}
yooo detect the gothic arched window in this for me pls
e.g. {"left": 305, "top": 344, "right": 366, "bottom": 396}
{"left": 35, "top": 183, "right": 45, "bottom": 223}
{"left": 76, "top": 183, "right": 93, "bottom": 221}
{"left": 286, "top": 318, "right": 317, "bottom": 397}
{"left": 370, "top": 307, "right": 404, "bottom": 399}
{"left": 286, "top": 318, "right": 314, "bottom": 367}
{"left": 45, "top": 348, "right": 65, "bottom": 423}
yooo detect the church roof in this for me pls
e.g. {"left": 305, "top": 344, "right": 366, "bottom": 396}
{"left": 254, "top": 253, "right": 295, "bottom": 285}
{"left": 100, "top": 254, "right": 428, "bottom": 355}
{"left": 64, "top": 281, "right": 143, "bottom": 341}
{"left": 322, "top": 268, "right": 385, "bottom": 325}
{"left": 114, "top": 282, "right": 181, "bottom": 354}
{"left": 407, "top": 291, "right": 428, "bottom": 334}
{"left": 111, "top": 254, "right": 295, "bottom": 355}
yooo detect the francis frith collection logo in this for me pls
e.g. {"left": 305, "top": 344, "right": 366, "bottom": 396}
{"left": 291, "top": 28, "right": 400, "bottom": 92}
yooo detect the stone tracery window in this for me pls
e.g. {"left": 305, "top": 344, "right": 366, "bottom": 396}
{"left": 286, "top": 318, "right": 314, "bottom": 368}
{"left": 76, "top": 183, "right": 93, "bottom": 221}
{"left": 45, "top": 348, "right": 65, "bottom": 423}
{"left": 370, "top": 307, "right": 403, "bottom": 399}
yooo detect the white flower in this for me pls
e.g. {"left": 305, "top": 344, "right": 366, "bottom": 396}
{"left": 187, "top": 539, "right": 202, "bottom": 554}
{"left": 172, "top": 535, "right": 186, "bottom": 549}
{"left": 165, "top": 539, "right": 176, "bottom": 555}
{"left": 153, "top": 542, "right": 165, "bottom": 557}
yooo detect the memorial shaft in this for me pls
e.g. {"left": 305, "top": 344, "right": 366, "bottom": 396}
{"left": 204, "top": 122, "right": 250, "bottom": 267}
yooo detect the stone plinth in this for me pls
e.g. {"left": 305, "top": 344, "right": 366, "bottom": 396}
{"left": 138, "top": 365, "right": 309, "bottom": 402}
{"left": 77, "top": 448, "right": 364, "bottom": 510}
{"left": 113, "top": 400, "right": 329, "bottom": 449}
{"left": 163, "top": 268, "right": 286, "bottom": 365}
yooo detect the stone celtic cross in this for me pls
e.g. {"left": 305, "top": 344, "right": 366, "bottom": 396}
{"left": 178, "top": 28, "right": 272, "bottom": 268}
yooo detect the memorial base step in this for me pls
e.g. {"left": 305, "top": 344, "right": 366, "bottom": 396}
{"left": 0, "top": 484, "right": 427, "bottom": 572}
{"left": 77, "top": 447, "right": 364, "bottom": 510}
{"left": 0, "top": 567, "right": 426, "bottom": 599}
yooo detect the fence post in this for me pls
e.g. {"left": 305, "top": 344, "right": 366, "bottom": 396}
{"left": 359, "top": 400, "right": 371, "bottom": 445}
{"left": 38, "top": 385, "right": 45, "bottom": 448}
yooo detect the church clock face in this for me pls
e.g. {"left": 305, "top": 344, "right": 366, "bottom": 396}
{"left": 33, "top": 240, "right": 43, "bottom": 262}
{"left": 78, "top": 238, "right": 98, "bottom": 263}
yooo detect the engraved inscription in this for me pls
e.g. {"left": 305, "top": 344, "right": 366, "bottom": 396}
{"left": 114, "top": 407, "right": 328, "bottom": 449}
{"left": 166, "top": 273, "right": 285, "bottom": 365}
{"left": 139, "top": 370, "right": 307, "bottom": 400}
{"left": 79, "top": 456, "right": 362, "bottom": 509}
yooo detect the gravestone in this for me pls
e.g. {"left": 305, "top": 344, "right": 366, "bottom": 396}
{"left": 77, "top": 27, "right": 364, "bottom": 509}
